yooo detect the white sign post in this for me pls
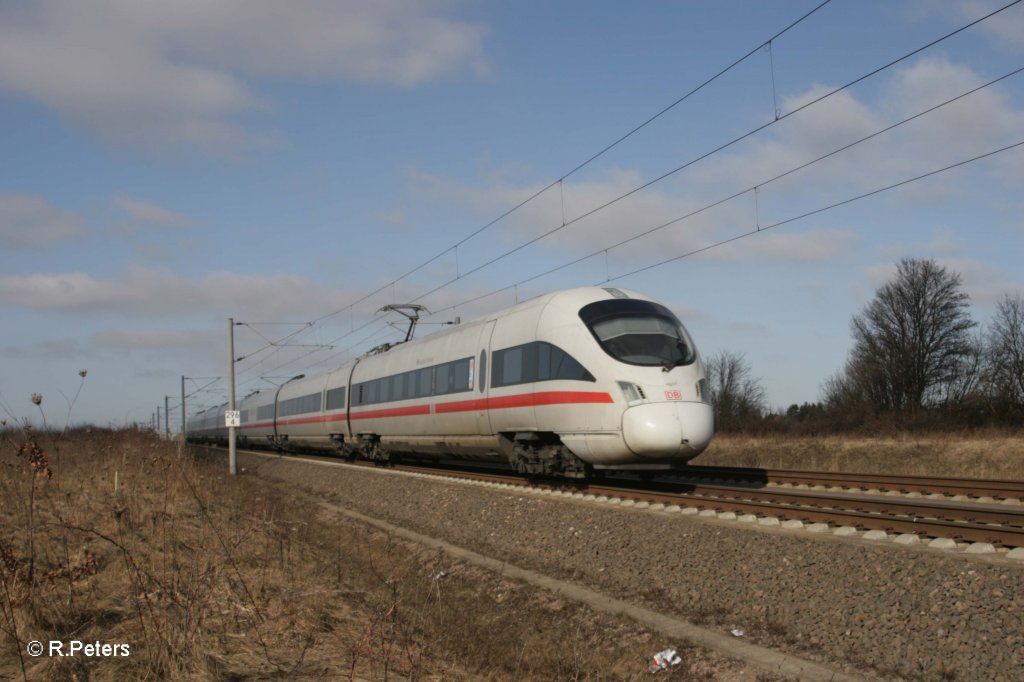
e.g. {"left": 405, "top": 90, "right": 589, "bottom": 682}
{"left": 224, "top": 410, "right": 241, "bottom": 428}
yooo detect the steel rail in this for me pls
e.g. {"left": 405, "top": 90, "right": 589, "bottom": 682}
{"left": 664, "top": 465, "right": 1024, "bottom": 501}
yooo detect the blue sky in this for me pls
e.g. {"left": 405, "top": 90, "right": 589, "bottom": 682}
{"left": 2, "top": 0, "right": 1023, "bottom": 429}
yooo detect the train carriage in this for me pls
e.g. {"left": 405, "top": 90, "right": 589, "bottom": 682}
{"left": 188, "top": 286, "right": 714, "bottom": 478}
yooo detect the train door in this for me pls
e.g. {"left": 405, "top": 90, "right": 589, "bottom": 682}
{"left": 473, "top": 320, "right": 496, "bottom": 436}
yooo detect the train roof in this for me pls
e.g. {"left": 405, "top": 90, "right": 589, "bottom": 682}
{"left": 364, "top": 286, "right": 654, "bottom": 354}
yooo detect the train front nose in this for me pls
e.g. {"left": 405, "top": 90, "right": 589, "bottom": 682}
{"left": 621, "top": 402, "right": 714, "bottom": 458}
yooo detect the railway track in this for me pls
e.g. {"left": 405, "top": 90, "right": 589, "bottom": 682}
{"left": 212, "top": 447, "right": 1024, "bottom": 550}
{"left": 666, "top": 464, "right": 1024, "bottom": 502}
{"left": 379, "top": 460, "right": 1024, "bottom": 549}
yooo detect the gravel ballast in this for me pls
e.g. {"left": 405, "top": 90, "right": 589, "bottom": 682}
{"left": 238, "top": 453, "right": 1024, "bottom": 682}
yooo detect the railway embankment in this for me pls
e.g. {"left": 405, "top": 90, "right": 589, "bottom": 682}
{"left": 240, "top": 450, "right": 1024, "bottom": 682}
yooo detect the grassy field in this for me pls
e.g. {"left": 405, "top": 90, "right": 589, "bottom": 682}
{"left": 2, "top": 427, "right": 1019, "bottom": 680}
{"left": 695, "top": 430, "right": 1024, "bottom": 479}
{"left": 0, "top": 428, "right": 765, "bottom": 681}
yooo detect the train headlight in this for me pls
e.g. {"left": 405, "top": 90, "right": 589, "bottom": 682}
{"left": 617, "top": 381, "right": 646, "bottom": 406}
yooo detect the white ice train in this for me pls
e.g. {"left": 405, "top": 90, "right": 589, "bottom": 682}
{"left": 187, "top": 286, "right": 714, "bottom": 477}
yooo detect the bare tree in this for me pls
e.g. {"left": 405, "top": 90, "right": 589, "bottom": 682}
{"left": 984, "top": 293, "right": 1024, "bottom": 410}
{"left": 704, "top": 350, "right": 767, "bottom": 431}
{"left": 821, "top": 354, "right": 889, "bottom": 411}
{"left": 940, "top": 332, "right": 984, "bottom": 406}
{"left": 846, "top": 258, "right": 976, "bottom": 412}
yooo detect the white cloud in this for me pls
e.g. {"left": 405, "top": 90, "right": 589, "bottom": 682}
{"left": 92, "top": 328, "right": 216, "bottom": 350}
{"left": 864, "top": 262, "right": 899, "bottom": 290}
{"left": 0, "top": 0, "right": 487, "bottom": 151}
{"left": 862, "top": 256, "right": 1018, "bottom": 307}
{"left": 945, "top": 1, "right": 1024, "bottom": 53}
{"left": 2, "top": 338, "right": 90, "bottom": 360}
{"left": 0, "top": 266, "right": 365, "bottom": 319}
{"left": 408, "top": 160, "right": 861, "bottom": 278}
{"left": 668, "top": 55, "right": 1024, "bottom": 234}
{"left": 879, "top": 227, "right": 965, "bottom": 260}
{"left": 408, "top": 166, "right": 729, "bottom": 268}
{"left": 113, "top": 196, "right": 195, "bottom": 231}
{"left": 379, "top": 209, "right": 409, "bottom": 228}
{"left": 0, "top": 194, "right": 85, "bottom": 248}
{"left": 941, "top": 258, "right": 1018, "bottom": 306}
{"left": 881, "top": 57, "right": 1024, "bottom": 163}
{"left": 0, "top": 193, "right": 197, "bottom": 249}
{"left": 708, "top": 228, "right": 860, "bottom": 263}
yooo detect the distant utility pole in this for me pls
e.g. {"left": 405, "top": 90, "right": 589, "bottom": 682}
{"left": 180, "top": 376, "right": 186, "bottom": 439}
{"left": 156, "top": 405, "right": 161, "bottom": 436}
{"left": 164, "top": 396, "right": 170, "bottom": 439}
{"left": 228, "top": 317, "right": 237, "bottom": 476}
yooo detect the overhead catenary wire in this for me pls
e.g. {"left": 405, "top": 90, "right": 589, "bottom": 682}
{"left": 229, "top": 0, "right": 1023, "bottom": 396}
{"left": 607, "top": 139, "right": 1024, "bottom": 282}
{"left": 228, "top": 1, "right": 837, "bottom": 386}
{"left": 425, "top": 63, "right": 1024, "bottom": 314}
{"left": 232, "top": 321, "right": 316, "bottom": 363}
{"left": 406, "top": 0, "right": 1024, "bottom": 307}
{"left": 305, "top": 0, "right": 836, "bottom": 328}
{"left": 427, "top": 138, "right": 1024, "bottom": 318}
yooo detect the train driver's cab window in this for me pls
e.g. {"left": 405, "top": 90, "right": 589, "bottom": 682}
{"left": 579, "top": 298, "right": 696, "bottom": 369}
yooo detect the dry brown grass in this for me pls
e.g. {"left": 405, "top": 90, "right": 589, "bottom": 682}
{"left": 0, "top": 427, "right": 758, "bottom": 681}
{"left": 696, "top": 430, "right": 1024, "bottom": 479}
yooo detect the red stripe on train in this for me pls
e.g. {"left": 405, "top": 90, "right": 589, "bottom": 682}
{"left": 225, "top": 389, "right": 615, "bottom": 430}
{"left": 434, "top": 390, "right": 613, "bottom": 413}
{"left": 348, "top": 404, "right": 432, "bottom": 421}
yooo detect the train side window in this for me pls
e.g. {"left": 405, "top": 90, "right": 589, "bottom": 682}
{"left": 435, "top": 362, "right": 451, "bottom": 395}
{"left": 326, "top": 386, "right": 346, "bottom": 410}
{"left": 452, "top": 358, "right": 470, "bottom": 391}
{"left": 522, "top": 343, "right": 539, "bottom": 383}
{"left": 537, "top": 342, "right": 552, "bottom": 381}
{"left": 279, "top": 392, "right": 321, "bottom": 417}
{"left": 416, "top": 367, "right": 432, "bottom": 398}
{"left": 493, "top": 342, "right": 594, "bottom": 387}
{"left": 548, "top": 343, "right": 594, "bottom": 381}
{"left": 479, "top": 351, "right": 487, "bottom": 392}
{"left": 497, "top": 346, "right": 522, "bottom": 386}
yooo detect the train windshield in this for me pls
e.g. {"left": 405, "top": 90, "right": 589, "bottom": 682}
{"left": 579, "top": 298, "right": 696, "bottom": 369}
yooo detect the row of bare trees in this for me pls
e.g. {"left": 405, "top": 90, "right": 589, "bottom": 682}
{"left": 823, "top": 258, "right": 1024, "bottom": 423}
{"left": 705, "top": 258, "right": 1024, "bottom": 432}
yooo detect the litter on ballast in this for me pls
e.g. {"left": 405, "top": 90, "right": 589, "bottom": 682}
{"left": 647, "top": 648, "right": 682, "bottom": 673}
{"left": 730, "top": 628, "right": 745, "bottom": 637}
